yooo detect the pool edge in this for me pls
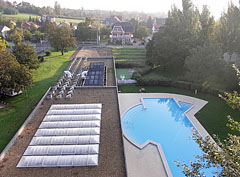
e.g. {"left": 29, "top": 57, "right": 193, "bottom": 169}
{"left": 118, "top": 93, "right": 211, "bottom": 177}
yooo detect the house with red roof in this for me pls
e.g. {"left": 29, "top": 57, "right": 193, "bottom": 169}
{"left": 22, "top": 22, "right": 40, "bottom": 30}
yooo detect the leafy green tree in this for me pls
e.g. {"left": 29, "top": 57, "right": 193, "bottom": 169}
{"left": 30, "top": 24, "right": 37, "bottom": 33}
{"left": 198, "top": 5, "right": 216, "bottom": 46}
{"left": 9, "top": 28, "right": 22, "bottom": 44}
{"left": 146, "top": 0, "right": 200, "bottom": 70}
{"left": 217, "top": 2, "right": 240, "bottom": 54}
{"left": 100, "top": 26, "right": 111, "bottom": 38}
{"left": 48, "top": 25, "right": 76, "bottom": 55}
{"left": 0, "top": 37, "right": 10, "bottom": 50}
{"left": 75, "top": 22, "right": 92, "bottom": 41}
{"left": 3, "top": 7, "right": 18, "bottom": 15}
{"left": 44, "top": 22, "right": 57, "bottom": 38}
{"left": 12, "top": 42, "right": 39, "bottom": 70}
{"left": 146, "top": 16, "right": 153, "bottom": 29}
{"left": 85, "top": 17, "right": 95, "bottom": 26}
{"left": 176, "top": 86, "right": 240, "bottom": 176}
{"left": 184, "top": 43, "right": 223, "bottom": 82}
{"left": 129, "top": 18, "right": 139, "bottom": 37}
{"left": 136, "top": 25, "right": 149, "bottom": 39}
{"left": 23, "top": 29, "right": 32, "bottom": 41}
{"left": 34, "top": 30, "right": 42, "bottom": 42}
{"left": 0, "top": 47, "right": 32, "bottom": 92}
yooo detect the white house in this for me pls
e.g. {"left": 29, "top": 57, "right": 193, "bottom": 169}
{"left": 110, "top": 22, "right": 134, "bottom": 44}
{"left": 0, "top": 26, "right": 10, "bottom": 39}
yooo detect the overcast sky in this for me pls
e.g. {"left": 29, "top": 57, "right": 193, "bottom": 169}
{"left": 9, "top": 0, "right": 240, "bottom": 18}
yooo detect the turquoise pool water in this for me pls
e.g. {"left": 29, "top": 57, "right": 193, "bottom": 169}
{"left": 122, "top": 98, "right": 215, "bottom": 176}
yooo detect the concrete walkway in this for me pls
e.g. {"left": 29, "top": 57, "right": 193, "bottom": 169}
{"left": 118, "top": 93, "right": 210, "bottom": 177}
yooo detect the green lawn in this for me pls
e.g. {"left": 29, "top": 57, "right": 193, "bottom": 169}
{"left": 0, "top": 51, "right": 74, "bottom": 153}
{"left": 112, "top": 47, "right": 147, "bottom": 67}
{"left": 1, "top": 13, "right": 83, "bottom": 25}
{"left": 118, "top": 85, "right": 240, "bottom": 140}
{"left": 116, "top": 69, "right": 130, "bottom": 80}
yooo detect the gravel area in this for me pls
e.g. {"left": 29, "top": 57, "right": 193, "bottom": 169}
{"left": 76, "top": 47, "right": 112, "bottom": 57}
{"left": 0, "top": 89, "right": 126, "bottom": 177}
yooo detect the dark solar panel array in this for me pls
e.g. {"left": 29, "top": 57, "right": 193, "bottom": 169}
{"left": 84, "top": 62, "right": 104, "bottom": 86}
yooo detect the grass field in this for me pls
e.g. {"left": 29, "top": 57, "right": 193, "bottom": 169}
{"left": 112, "top": 47, "right": 147, "bottom": 67}
{"left": 0, "top": 51, "right": 74, "bottom": 153}
{"left": 118, "top": 85, "right": 240, "bottom": 140}
{"left": 1, "top": 13, "right": 83, "bottom": 24}
{"left": 116, "top": 69, "right": 130, "bottom": 80}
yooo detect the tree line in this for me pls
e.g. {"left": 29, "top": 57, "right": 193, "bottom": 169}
{"left": 146, "top": 0, "right": 240, "bottom": 90}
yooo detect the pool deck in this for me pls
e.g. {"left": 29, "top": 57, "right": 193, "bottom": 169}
{"left": 118, "top": 93, "right": 210, "bottom": 177}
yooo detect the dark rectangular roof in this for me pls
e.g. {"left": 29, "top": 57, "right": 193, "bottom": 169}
{"left": 112, "top": 22, "right": 134, "bottom": 33}
{"left": 84, "top": 62, "right": 105, "bottom": 86}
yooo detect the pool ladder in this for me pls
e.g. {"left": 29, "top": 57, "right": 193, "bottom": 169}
{"left": 140, "top": 98, "right": 147, "bottom": 109}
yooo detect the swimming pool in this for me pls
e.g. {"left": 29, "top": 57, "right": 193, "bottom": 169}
{"left": 122, "top": 98, "right": 214, "bottom": 176}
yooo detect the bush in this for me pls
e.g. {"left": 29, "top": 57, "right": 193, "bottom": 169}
{"left": 38, "top": 56, "right": 44, "bottom": 62}
{"left": 138, "top": 66, "right": 152, "bottom": 76}
{"left": 171, "top": 81, "right": 191, "bottom": 90}
{"left": 132, "top": 72, "right": 141, "bottom": 80}
{"left": 45, "top": 50, "right": 51, "bottom": 56}
{"left": 115, "top": 40, "right": 122, "bottom": 45}
{"left": 137, "top": 77, "right": 172, "bottom": 86}
{"left": 115, "top": 62, "right": 145, "bottom": 68}
{"left": 3, "top": 7, "right": 18, "bottom": 15}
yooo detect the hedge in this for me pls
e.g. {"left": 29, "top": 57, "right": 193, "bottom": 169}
{"left": 133, "top": 74, "right": 225, "bottom": 96}
{"left": 115, "top": 62, "right": 145, "bottom": 68}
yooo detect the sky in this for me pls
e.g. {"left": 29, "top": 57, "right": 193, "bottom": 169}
{"left": 9, "top": 0, "right": 240, "bottom": 18}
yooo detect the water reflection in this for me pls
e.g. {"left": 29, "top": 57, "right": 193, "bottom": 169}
{"left": 151, "top": 98, "right": 193, "bottom": 128}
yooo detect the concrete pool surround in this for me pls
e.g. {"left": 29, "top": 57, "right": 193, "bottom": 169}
{"left": 119, "top": 93, "right": 212, "bottom": 177}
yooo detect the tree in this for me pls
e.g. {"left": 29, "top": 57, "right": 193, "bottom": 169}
{"left": 75, "top": 22, "right": 92, "bottom": 41}
{"left": 54, "top": 1, "right": 61, "bottom": 15}
{"left": 34, "top": 30, "right": 42, "bottom": 42}
{"left": 129, "top": 18, "right": 139, "bottom": 37}
{"left": 3, "top": 6, "right": 18, "bottom": 15}
{"left": 147, "top": 16, "right": 153, "bottom": 29}
{"left": 12, "top": 42, "right": 39, "bottom": 70}
{"left": 30, "top": 24, "right": 37, "bottom": 33}
{"left": 48, "top": 25, "right": 76, "bottom": 55}
{"left": 136, "top": 25, "right": 149, "bottom": 39}
{"left": 176, "top": 87, "right": 240, "bottom": 176}
{"left": 100, "top": 26, "right": 111, "bottom": 39}
{"left": 184, "top": 43, "right": 223, "bottom": 82}
{"left": 0, "top": 45, "right": 32, "bottom": 92}
{"left": 9, "top": 28, "right": 22, "bottom": 44}
{"left": 216, "top": 2, "right": 240, "bottom": 54}
{"left": 146, "top": 0, "right": 201, "bottom": 71}
{"left": 44, "top": 22, "right": 57, "bottom": 38}
{"left": 23, "top": 29, "right": 32, "bottom": 41}
{"left": 0, "top": 37, "right": 10, "bottom": 50}
{"left": 198, "top": 5, "right": 216, "bottom": 46}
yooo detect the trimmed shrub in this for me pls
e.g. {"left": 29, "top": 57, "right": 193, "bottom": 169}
{"left": 138, "top": 66, "right": 152, "bottom": 76}
{"left": 38, "top": 56, "right": 45, "bottom": 63}
{"left": 171, "top": 81, "right": 191, "bottom": 90}
{"left": 115, "top": 62, "right": 145, "bottom": 68}
{"left": 137, "top": 78, "right": 172, "bottom": 86}
{"left": 132, "top": 72, "right": 141, "bottom": 80}
{"left": 45, "top": 50, "right": 51, "bottom": 56}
